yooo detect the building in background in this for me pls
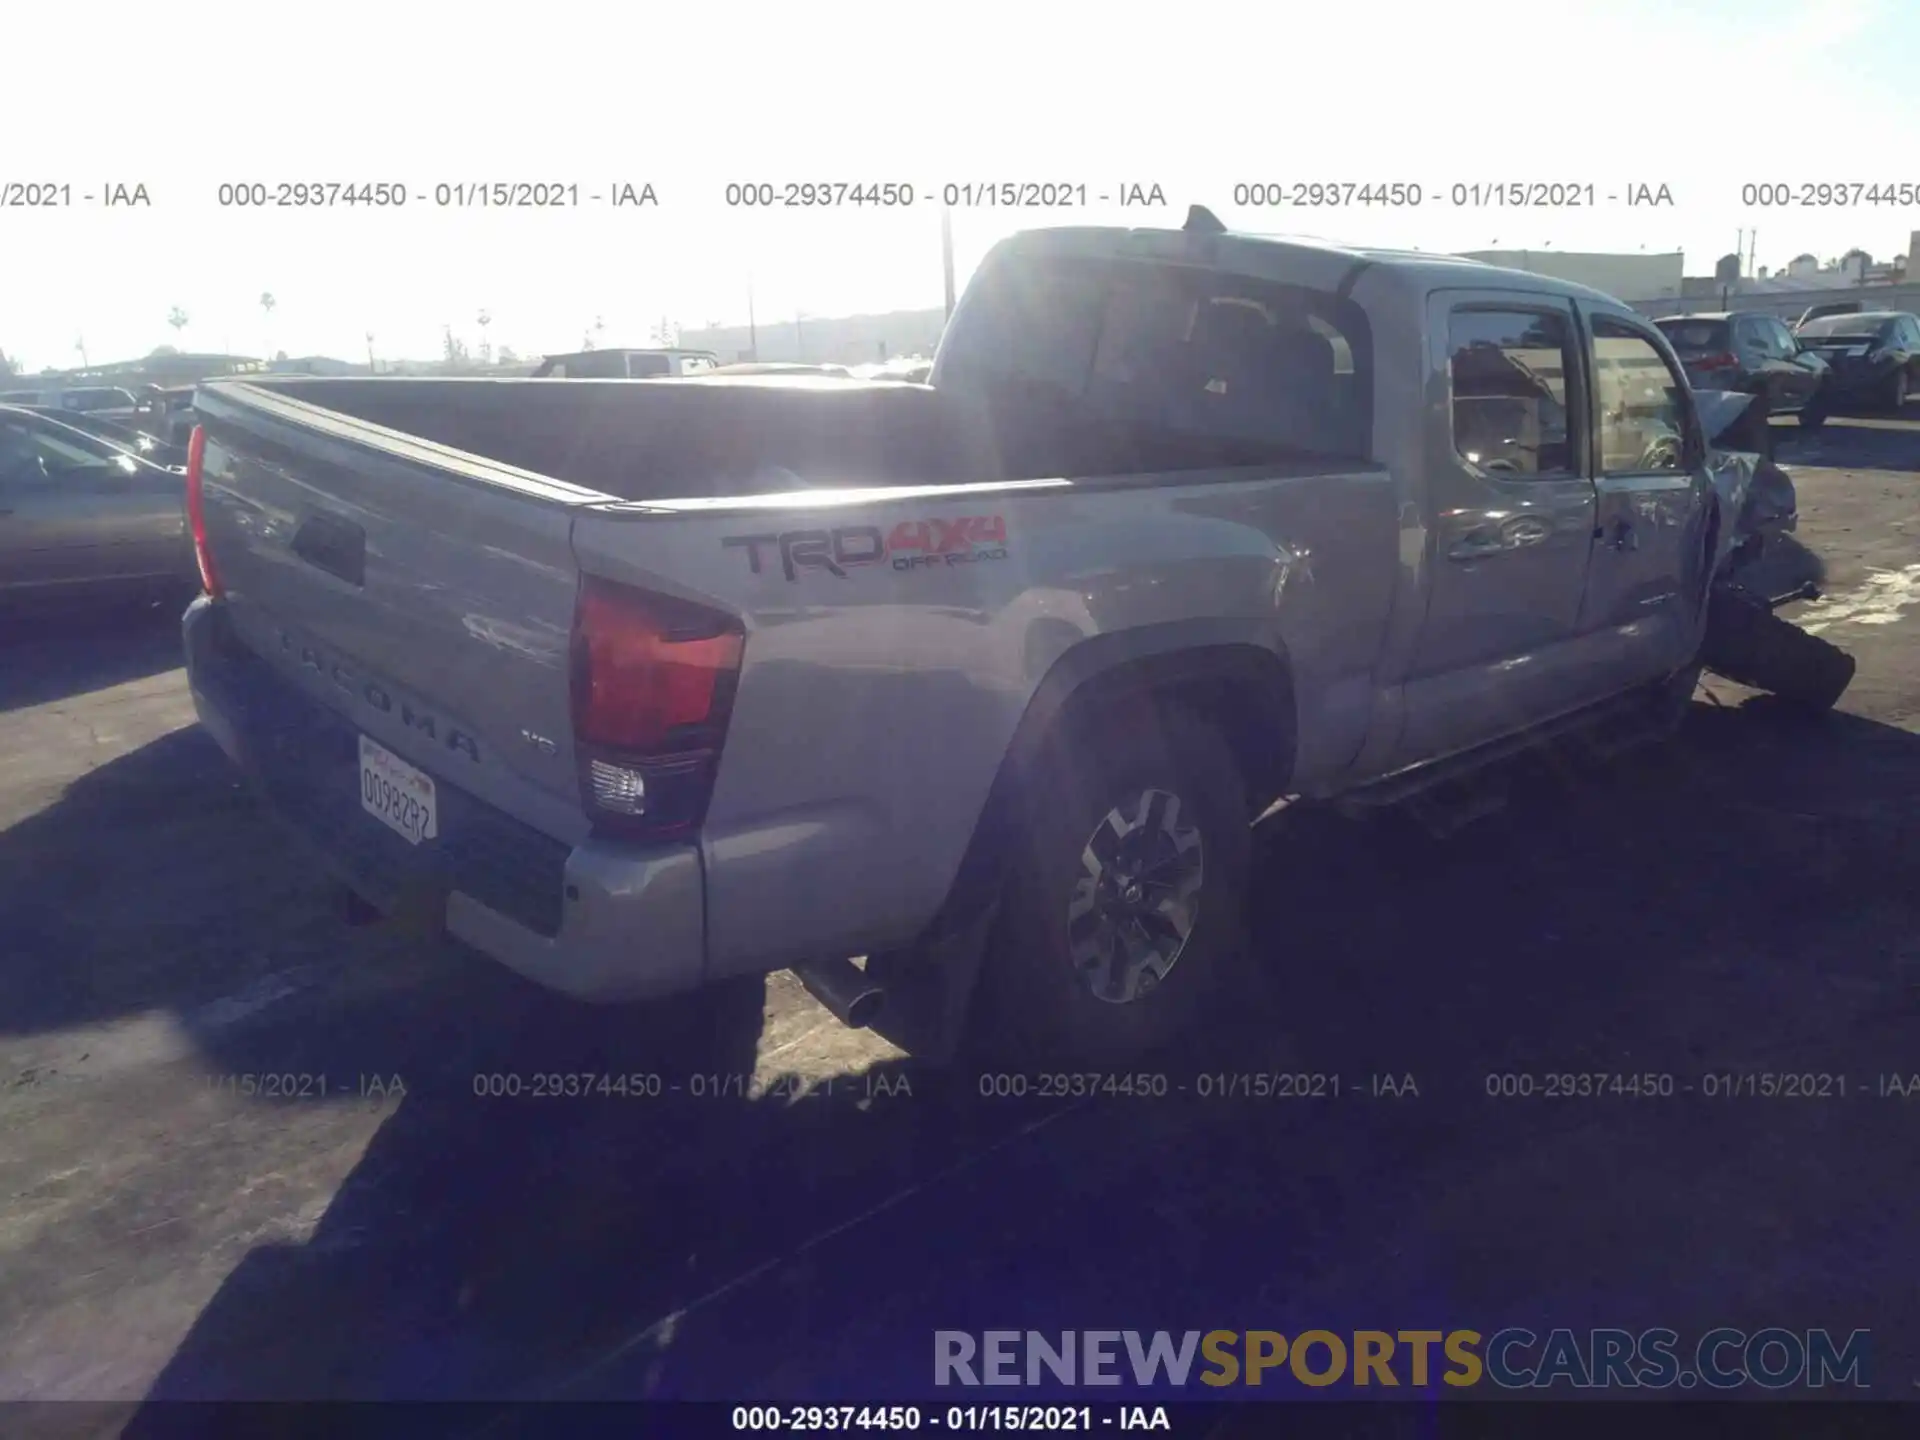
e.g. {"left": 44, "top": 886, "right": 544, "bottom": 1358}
{"left": 31, "top": 352, "right": 267, "bottom": 388}
{"left": 1458, "top": 250, "right": 1687, "bottom": 303}
{"left": 676, "top": 309, "right": 946, "bottom": 366}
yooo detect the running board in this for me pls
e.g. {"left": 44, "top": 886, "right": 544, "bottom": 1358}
{"left": 1335, "top": 686, "right": 1664, "bottom": 818}
{"left": 1404, "top": 784, "right": 1509, "bottom": 839}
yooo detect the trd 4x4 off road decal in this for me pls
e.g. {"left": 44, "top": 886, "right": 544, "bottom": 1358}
{"left": 723, "top": 516, "right": 1009, "bottom": 581}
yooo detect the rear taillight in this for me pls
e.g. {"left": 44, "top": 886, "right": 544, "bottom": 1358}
{"left": 568, "top": 576, "right": 744, "bottom": 840}
{"left": 1692, "top": 352, "right": 1738, "bottom": 372}
{"left": 184, "top": 423, "right": 224, "bottom": 597}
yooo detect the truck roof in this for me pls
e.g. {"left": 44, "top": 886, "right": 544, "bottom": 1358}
{"left": 994, "top": 217, "right": 1638, "bottom": 313}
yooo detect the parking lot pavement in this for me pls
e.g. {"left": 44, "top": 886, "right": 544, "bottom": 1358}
{"left": 1, "top": 418, "right": 1918, "bottom": 1422}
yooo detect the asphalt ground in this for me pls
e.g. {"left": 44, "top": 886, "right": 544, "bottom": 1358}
{"left": 1, "top": 415, "right": 1917, "bottom": 1432}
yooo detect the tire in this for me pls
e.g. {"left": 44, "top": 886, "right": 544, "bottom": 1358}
{"left": 1700, "top": 592, "right": 1856, "bottom": 714}
{"left": 1889, "top": 369, "right": 1910, "bottom": 411}
{"left": 1797, "top": 394, "right": 1827, "bottom": 430}
{"left": 979, "top": 702, "right": 1254, "bottom": 1066}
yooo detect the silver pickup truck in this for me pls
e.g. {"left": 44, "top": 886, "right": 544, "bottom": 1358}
{"left": 181, "top": 210, "right": 1791, "bottom": 1062}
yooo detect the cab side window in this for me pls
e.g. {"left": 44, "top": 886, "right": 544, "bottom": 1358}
{"left": 1591, "top": 318, "right": 1693, "bottom": 473}
{"left": 1447, "top": 309, "right": 1576, "bottom": 476}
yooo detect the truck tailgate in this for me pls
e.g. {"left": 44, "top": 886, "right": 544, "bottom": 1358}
{"left": 192, "top": 382, "right": 606, "bottom": 846}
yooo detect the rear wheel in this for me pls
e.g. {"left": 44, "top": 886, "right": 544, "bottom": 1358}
{"left": 1797, "top": 392, "right": 1828, "bottom": 429}
{"left": 979, "top": 703, "right": 1254, "bottom": 1065}
{"left": 1888, "top": 369, "right": 1910, "bottom": 411}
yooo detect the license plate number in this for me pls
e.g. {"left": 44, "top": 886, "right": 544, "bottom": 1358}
{"left": 359, "top": 734, "right": 438, "bottom": 846}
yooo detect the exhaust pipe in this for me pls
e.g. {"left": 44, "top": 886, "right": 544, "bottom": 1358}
{"left": 795, "top": 957, "right": 885, "bottom": 1029}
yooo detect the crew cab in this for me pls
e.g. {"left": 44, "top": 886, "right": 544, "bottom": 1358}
{"left": 179, "top": 211, "right": 1727, "bottom": 1062}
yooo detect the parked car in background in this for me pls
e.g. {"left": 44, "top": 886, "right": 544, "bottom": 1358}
{"left": 0, "top": 385, "right": 141, "bottom": 420}
{"left": 1653, "top": 312, "right": 1830, "bottom": 428}
{"left": 0, "top": 405, "right": 194, "bottom": 599}
{"left": 849, "top": 358, "right": 936, "bottom": 383}
{"left": 1792, "top": 311, "right": 1920, "bottom": 411}
{"left": 706, "top": 362, "right": 855, "bottom": 378}
{"left": 531, "top": 348, "right": 720, "bottom": 378}
{"left": 23, "top": 406, "right": 187, "bottom": 469}
{"left": 1796, "top": 300, "right": 1861, "bottom": 330}
{"left": 133, "top": 386, "right": 200, "bottom": 450}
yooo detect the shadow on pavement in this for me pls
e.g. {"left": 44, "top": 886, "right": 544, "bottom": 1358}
{"left": 1774, "top": 413, "right": 1920, "bottom": 474}
{"left": 0, "top": 589, "right": 194, "bottom": 715}
{"left": 3, "top": 679, "right": 1920, "bottom": 1426}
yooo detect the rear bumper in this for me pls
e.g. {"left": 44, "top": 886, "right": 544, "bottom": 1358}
{"left": 182, "top": 595, "right": 708, "bottom": 1003}
{"left": 1818, "top": 361, "right": 1899, "bottom": 398}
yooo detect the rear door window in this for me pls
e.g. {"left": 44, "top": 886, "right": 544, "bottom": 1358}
{"left": 1447, "top": 309, "right": 1577, "bottom": 476}
{"left": 627, "top": 354, "right": 671, "bottom": 377}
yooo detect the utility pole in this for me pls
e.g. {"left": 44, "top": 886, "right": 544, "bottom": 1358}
{"left": 747, "top": 277, "right": 759, "bottom": 361}
{"left": 941, "top": 205, "right": 957, "bottom": 319}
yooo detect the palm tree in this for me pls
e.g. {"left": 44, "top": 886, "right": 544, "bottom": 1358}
{"left": 167, "top": 307, "right": 189, "bottom": 345}
{"left": 477, "top": 309, "right": 492, "bottom": 365}
{"left": 260, "top": 292, "right": 276, "bottom": 354}
{"left": 365, "top": 331, "right": 377, "bottom": 374}
{"left": 74, "top": 337, "right": 89, "bottom": 369}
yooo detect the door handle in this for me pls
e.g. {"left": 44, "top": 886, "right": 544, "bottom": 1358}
{"left": 1447, "top": 516, "right": 1550, "bottom": 562}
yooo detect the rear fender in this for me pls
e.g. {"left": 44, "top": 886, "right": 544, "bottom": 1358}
{"left": 920, "top": 623, "right": 1296, "bottom": 942}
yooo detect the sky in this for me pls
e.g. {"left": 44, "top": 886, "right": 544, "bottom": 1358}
{"left": 3, "top": 0, "right": 1916, "bottom": 372}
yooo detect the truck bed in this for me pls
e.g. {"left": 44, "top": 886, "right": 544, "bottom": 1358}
{"left": 247, "top": 376, "right": 1006, "bottom": 500}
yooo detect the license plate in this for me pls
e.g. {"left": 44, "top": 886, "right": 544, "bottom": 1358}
{"left": 359, "top": 734, "right": 438, "bottom": 846}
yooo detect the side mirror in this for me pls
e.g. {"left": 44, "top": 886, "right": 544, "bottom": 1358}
{"left": 1694, "top": 389, "right": 1768, "bottom": 453}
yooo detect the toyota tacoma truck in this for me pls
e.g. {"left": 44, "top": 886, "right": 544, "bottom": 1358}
{"left": 180, "top": 208, "right": 1786, "bottom": 1063}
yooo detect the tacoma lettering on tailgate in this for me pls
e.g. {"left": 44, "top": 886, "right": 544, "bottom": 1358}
{"left": 278, "top": 628, "right": 481, "bottom": 763}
